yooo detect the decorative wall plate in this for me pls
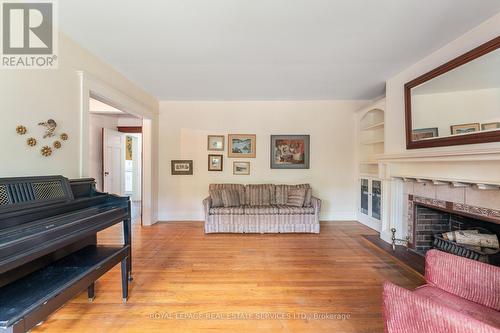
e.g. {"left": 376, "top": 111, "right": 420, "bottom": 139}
{"left": 27, "top": 138, "right": 37, "bottom": 146}
{"left": 41, "top": 146, "right": 52, "bottom": 157}
{"left": 16, "top": 125, "right": 27, "bottom": 135}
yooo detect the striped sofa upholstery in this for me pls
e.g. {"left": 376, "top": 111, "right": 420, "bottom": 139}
{"left": 383, "top": 250, "right": 500, "bottom": 333}
{"left": 203, "top": 183, "right": 321, "bottom": 233}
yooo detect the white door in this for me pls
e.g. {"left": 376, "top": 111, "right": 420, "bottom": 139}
{"left": 103, "top": 128, "right": 125, "bottom": 195}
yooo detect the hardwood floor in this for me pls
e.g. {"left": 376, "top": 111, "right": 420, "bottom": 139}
{"left": 33, "top": 221, "right": 425, "bottom": 333}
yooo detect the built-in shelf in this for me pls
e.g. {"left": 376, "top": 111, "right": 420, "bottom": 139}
{"left": 361, "top": 121, "right": 385, "bottom": 131}
{"left": 357, "top": 99, "right": 386, "bottom": 233}
{"left": 360, "top": 172, "right": 379, "bottom": 178}
{"left": 361, "top": 139, "right": 384, "bottom": 145}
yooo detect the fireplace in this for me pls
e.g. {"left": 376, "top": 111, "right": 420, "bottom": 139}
{"left": 408, "top": 195, "right": 500, "bottom": 266}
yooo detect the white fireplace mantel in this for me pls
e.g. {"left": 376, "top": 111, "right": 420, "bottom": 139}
{"left": 374, "top": 147, "right": 500, "bottom": 244}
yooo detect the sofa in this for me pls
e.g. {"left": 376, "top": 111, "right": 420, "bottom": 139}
{"left": 383, "top": 249, "right": 500, "bottom": 333}
{"left": 203, "top": 183, "right": 321, "bottom": 233}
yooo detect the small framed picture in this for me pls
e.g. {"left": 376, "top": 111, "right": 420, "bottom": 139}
{"left": 207, "top": 135, "right": 224, "bottom": 151}
{"left": 412, "top": 128, "right": 438, "bottom": 141}
{"left": 171, "top": 160, "right": 193, "bottom": 175}
{"left": 233, "top": 161, "right": 250, "bottom": 175}
{"left": 208, "top": 154, "right": 223, "bottom": 171}
{"left": 228, "top": 134, "right": 256, "bottom": 158}
{"left": 450, "top": 123, "right": 480, "bottom": 135}
{"left": 481, "top": 122, "right": 500, "bottom": 131}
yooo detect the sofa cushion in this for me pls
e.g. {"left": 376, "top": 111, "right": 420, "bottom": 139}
{"left": 245, "top": 184, "right": 275, "bottom": 206}
{"left": 304, "top": 188, "right": 312, "bottom": 207}
{"left": 414, "top": 285, "right": 500, "bottom": 329}
{"left": 277, "top": 205, "right": 315, "bottom": 215}
{"left": 209, "top": 184, "right": 245, "bottom": 205}
{"left": 209, "top": 190, "right": 224, "bottom": 207}
{"left": 287, "top": 188, "right": 306, "bottom": 207}
{"left": 244, "top": 205, "right": 280, "bottom": 215}
{"left": 209, "top": 206, "right": 245, "bottom": 215}
{"left": 221, "top": 189, "right": 241, "bottom": 207}
{"left": 275, "top": 184, "right": 311, "bottom": 205}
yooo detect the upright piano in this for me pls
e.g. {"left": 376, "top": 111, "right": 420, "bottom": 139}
{"left": 0, "top": 176, "right": 132, "bottom": 333}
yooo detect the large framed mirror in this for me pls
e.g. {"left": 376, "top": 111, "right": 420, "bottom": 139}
{"left": 405, "top": 36, "right": 500, "bottom": 149}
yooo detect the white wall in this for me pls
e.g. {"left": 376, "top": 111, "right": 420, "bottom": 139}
{"left": 0, "top": 31, "right": 158, "bottom": 178}
{"left": 385, "top": 12, "right": 500, "bottom": 155}
{"left": 158, "top": 100, "right": 366, "bottom": 221}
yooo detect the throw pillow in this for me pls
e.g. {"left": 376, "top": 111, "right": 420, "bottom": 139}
{"left": 209, "top": 190, "right": 224, "bottom": 207}
{"left": 287, "top": 188, "right": 306, "bottom": 207}
{"left": 304, "top": 188, "right": 312, "bottom": 207}
{"left": 222, "top": 189, "right": 241, "bottom": 207}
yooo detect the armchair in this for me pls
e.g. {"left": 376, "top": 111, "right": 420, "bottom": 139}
{"left": 383, "top": 249, "right": 500, "bottom": 333}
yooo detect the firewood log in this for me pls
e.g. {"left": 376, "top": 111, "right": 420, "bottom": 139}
{"left": 442, "top": 230, "right": 478, "bottom": 242}
{"left": 454, "top": 232, "right": 499, "bottom": 249}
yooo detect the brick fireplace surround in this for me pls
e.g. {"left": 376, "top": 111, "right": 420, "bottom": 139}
{"left": 405, "top": 182, "right": 500, "bottom": 258}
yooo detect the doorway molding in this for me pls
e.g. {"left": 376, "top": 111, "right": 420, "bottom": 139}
{"left": 117, "top": 126, "right": 142, "bottom": 133}
{"left": 77, "top": 71, "right": 157, "bottom": 226}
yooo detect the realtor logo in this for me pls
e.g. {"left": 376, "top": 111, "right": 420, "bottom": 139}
{"left": 1, "top": 0, "right": 58, "bottom": 68}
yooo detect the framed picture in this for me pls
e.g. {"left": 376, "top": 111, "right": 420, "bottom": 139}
{"left": 171, "top": 160, "right": 193, "bottom": 175}
{"left": 207, "top": 135, "right": 224, "bottom": 151}
{"left": 125, "top": 136, "right": 133, "bottom": 160}
{"left": 450, "top": 123, "right": 480, "bottom": 135}
{"left": 228, "top": 134, "right": 256, "bottom": 158}
{"left": 208, "top": 154, "right": 223, "bottom": 171}
{"left": 412, "top": 127, "right": 439, "bottom": 141}
{"left": 270, "top": 135, "right": 310, "bottom": 169}
{"left": 481, "top": 122, "right": 500, "bottom": 131}
{"left": 233, "top": 161, "right": 250, "bottom": 175}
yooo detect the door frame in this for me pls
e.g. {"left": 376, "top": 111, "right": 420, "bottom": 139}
{"left": 78, "top": 71, "right": 157, "bottom": 226}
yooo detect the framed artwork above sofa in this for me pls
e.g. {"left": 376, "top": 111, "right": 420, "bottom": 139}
{"left": 271, "top": 135, "right": 310, "bottom": 169}
{"left": 228, "top": 134, "right": 256, "bottom": 158}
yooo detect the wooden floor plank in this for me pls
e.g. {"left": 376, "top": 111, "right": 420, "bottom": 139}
{"left": 33, "top": 221, "right": 425, "bottom": 333}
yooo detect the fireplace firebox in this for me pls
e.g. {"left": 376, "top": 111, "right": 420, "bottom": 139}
{"left": 408, "top": 195, "right": 500, "bottom": 266}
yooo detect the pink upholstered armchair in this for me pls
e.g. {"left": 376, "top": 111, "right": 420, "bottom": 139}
{"left": 383, "top": 249, "right": 500, "bottom": 333}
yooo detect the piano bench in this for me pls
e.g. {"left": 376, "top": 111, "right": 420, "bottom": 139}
{"left": 0, "top": 245, "right": 129, "bottom": 333}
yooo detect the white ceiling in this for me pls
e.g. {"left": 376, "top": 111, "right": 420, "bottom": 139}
{"left": 59, "top": 0, "right": 500, "bottom": 100}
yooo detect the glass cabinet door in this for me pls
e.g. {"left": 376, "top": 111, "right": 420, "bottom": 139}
{"left": 371, "top": 180, "right": 381, "bottom": 220}
{"left": 360, "top": 179, "right": 369, "bottom": 215}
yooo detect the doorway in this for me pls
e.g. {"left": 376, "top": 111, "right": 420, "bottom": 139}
{"left": 89, "top": 96, "right": 143, "bottom": 224}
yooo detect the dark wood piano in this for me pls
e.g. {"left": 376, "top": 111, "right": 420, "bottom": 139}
{"left": 0, "top": 176, "right": 131, "bottom": 333}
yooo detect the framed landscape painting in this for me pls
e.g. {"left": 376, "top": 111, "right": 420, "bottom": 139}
{"left": 271, "top": 135, "right": 310, "bottom": 169}
{"left": 412, "top": 127, "right": 438, "bottom": 141}
{"left": 228, "top": 134, "right": 256, "bottom": 158}
{"left": 450, "top": 123, "right": 480, "bottom": 135}
{"left": 233, "top": 161, "right": 250, "bottom": 175}
{"left": 171, "top": 160, "right": 193, "bottom": 175}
